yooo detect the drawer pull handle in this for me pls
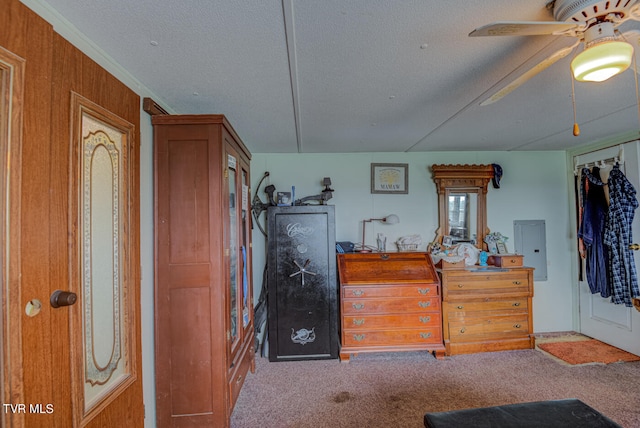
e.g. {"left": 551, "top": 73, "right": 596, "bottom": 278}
{"left": 457, "top": 284, "right": 464, "bottom": 288}
{"left": 514, "top": 324, "right": 522, "bottom": 329}
{"left": 512, "top": 302, "right": 521, "bottom": 307}
{"left": 513, "top": 281, "right": 522, "bottom": 285}
{"left": 353, "top": 334, "right": 365, "bottom": 341}
{"left": 418, "top": 288, "right": 431, "bottom": 295}
{"left": 353, "top": 318, "right": 365, "bottom": 326}
{"left": 420, "top": 316, "right": 431, "bottom": 323}
{"left": 380, "top": 254, "right": 390, "bottom": 260}
{"left": 352, "top": 303, "right": 365, "bottom": 310}
{"left": 418, "top": 301, "right": 431, "bottom": 308}
{"left": 352, "top": 289, "right": 364, "bottom": 296}
{"left": 420, "top": 332, "right": 432, "bottom": 339}
{"left": 457, "top": 305, "right": 464, "bottom": 309}
{"left": 460, "top": 328, "right": 466, "bottom": 334}
{"left": 510, "top": 259, "right": 517, "bottom": 263}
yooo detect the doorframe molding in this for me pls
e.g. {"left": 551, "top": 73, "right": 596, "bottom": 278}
{"left": 0, "top": 45, "right": 26, "bottom": 428}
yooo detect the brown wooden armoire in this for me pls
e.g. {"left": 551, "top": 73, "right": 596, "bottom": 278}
{"left": 153, "top": 114, "right": 254, "bottom": 427}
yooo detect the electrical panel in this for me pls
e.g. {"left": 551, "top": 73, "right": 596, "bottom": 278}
{"left": 514, "top": 220, "right": 547, "bottom": 281}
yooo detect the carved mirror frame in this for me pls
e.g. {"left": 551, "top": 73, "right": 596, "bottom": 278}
{"left": 431, "top": 164, "right": 494, "bottom": 250}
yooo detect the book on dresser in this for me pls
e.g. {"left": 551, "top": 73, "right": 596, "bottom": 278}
{"left": 336, "top": 252, "right": 446, "bottom": 362}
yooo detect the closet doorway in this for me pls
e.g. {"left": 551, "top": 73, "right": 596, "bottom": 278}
{"left": 575, "top": 142, "right": 640, "bottom": 356}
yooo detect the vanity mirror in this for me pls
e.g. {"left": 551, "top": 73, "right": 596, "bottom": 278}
{"left": 431, "top": 164, "right": 494, "bottom": 249}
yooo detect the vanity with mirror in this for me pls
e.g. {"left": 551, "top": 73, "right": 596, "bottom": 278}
{"left": 431, "top": 164, "right": 535, "bottom": 355}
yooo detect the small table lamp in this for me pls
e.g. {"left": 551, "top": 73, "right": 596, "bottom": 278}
{"left": 360, "top": 214, "right": 399, "bottom": 252}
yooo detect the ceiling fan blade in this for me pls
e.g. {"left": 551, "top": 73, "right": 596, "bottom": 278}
{"left": 470, "top": 21, "right": 579, "bottom": 37}
{"left": 479, "top": 38, "right": 580, "bottom": 106}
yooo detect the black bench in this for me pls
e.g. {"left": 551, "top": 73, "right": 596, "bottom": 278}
{"left": 424, "top": 399, "right": 622, "bottom": 428}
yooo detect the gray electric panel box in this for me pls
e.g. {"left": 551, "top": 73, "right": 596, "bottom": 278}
{"left": 514, "top": 220, "right": 547, "bottom": 281}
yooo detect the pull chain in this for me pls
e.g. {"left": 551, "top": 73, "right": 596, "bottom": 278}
{"left": 633, "top": 44, "right": 640, "bottom": 134}
{"left": 571, "top": 66, "right": 580, "bottom": 137}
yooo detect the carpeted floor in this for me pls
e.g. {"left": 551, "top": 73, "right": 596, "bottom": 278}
{"left": 231, "top": 347, "right": 640, "bottom": 428}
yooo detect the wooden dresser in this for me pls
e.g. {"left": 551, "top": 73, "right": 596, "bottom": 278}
{"left": 337, "top": 252, "right": 445, "bottom": 361}
{"left": 439, "top": 265, "right": 534, "bottom": 355}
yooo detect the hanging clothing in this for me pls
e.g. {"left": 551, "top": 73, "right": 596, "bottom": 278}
{"left": 579, "top": 167, "right": 610, "bottom": 297}
{"left": 603, "top": 164, "right": 640, "bottom": 307}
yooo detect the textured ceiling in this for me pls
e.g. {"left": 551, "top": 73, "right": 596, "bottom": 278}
{"left": 27, "top": 0, "right": 640, "bottom": 153}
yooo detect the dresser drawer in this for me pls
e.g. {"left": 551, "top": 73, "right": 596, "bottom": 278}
{"left": 342, "top": 284, "right": 438, "bottom": 299}
{"left": 444, "top": 274, "right": 529, "bottom": 296}
{"left": 228, "top": 348, "right": 252, "bottom": 408}
{"left": 445, "top": 299, "right": 529, "bottom": 314}
{"left": 447, "top": 314, "right": 530, "bottom": 340}
{"left": 342, "top": 328, "right": 442, "bottom": 346}
{"left": 343, "top": 312, "right": 441, "bottom": 330}
{"left": 489, "top": 254, "right": 524, "bottom": 267}
{"left": 342, "top": 296, "right": 440, "bottom": 314}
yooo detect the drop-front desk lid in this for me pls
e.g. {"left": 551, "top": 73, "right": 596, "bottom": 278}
{"left": 337, "top": 252, "right": 439, "bottom": 285}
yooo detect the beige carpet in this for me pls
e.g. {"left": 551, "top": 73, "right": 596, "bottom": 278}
{"left": 538, "top": 337, "right": 640, "bottom": 365}
{"left": 231, "top": 346, "right": 640, "bottom": 427}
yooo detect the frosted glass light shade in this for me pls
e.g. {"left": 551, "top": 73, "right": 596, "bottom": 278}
{"left": 383, "top": 214, "right": 400, "bottom": 224}
{"left": 571, "top": 40, "right": 634, "bottom": 82}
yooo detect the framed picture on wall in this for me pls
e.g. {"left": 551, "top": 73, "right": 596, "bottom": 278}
{"left": 371, "top": 163, "right": 408, "bottom": 194}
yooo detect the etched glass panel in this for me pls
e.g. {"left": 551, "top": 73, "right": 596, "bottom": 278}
{"left": 81, "top": 114, "right": 128, "bottom": 410}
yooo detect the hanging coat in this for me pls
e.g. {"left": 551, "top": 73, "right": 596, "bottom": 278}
{"left": 603, "top": 164, "right": 639, "bottom": 307}
{"left": 579, "top": 167, "right": 610, "bottom": 297}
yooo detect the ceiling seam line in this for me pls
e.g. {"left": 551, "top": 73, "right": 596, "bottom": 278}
{"left": 405, "top": 91, "right": 486, "bottom": 152}
{"left": 511, "top": 103, "right": 640, "bottom": 150}
{"left": 281, "top": 0, "right": 303, "bottom": 153}
{"left": 406, "top": 37, "right": 567, "bottom": 152}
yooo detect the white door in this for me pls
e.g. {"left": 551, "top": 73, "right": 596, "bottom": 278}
{"left": 577, "top": 142, "right": 640, "bottom": 356}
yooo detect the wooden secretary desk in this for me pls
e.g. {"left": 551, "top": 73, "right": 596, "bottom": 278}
{"left": 337, "top": 252, "right": 445, "bottom": 361}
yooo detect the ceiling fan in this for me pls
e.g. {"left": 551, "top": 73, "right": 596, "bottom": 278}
{"left": 470, "top": 0, "right": 640, "bottom": 106}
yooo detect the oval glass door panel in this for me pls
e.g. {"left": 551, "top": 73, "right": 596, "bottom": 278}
{"left": 90, "top": 144, "right": 116, "bottom": 368}
{"left": 81, "top": 115, "right": 127, "bottom": 411}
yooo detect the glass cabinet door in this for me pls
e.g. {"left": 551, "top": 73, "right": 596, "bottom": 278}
{"left": 227, "top": 153, "right": 239, "bottom": 347}
{"left": 240, "top": 165, "right": 251, "bottom": 334}
{"left": 226, "top": 149, "right": 253, "bottom": 357}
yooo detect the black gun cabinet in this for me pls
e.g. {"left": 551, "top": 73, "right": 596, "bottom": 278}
{"left": 267, "top": 205, "right": 338, "bottom": 361}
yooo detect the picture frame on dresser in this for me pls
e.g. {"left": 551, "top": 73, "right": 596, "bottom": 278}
{"left": 371, "top": 163, "right": 408, "bottom": 194}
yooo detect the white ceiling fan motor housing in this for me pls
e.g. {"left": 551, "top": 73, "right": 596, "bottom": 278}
{"left": 583, "top": 21, "right": 617, "bottom": 45}
{"left": 553, "top": 0, "right": 639, "bottom": 23}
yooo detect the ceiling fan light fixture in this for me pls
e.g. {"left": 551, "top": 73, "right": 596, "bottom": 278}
{"left": 571, "top": 40, "right": 634, "bottom": 82}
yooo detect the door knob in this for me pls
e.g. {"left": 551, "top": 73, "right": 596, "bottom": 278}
{"left": 630, "top": 244, "right": 640, "bottom": 251}
{"left": 50, "top": 290, "right": 77, "bottom": 308}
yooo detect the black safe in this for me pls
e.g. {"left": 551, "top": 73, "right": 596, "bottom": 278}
{"left": 267, "top": 205, "right": 338, "bottom": 361}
